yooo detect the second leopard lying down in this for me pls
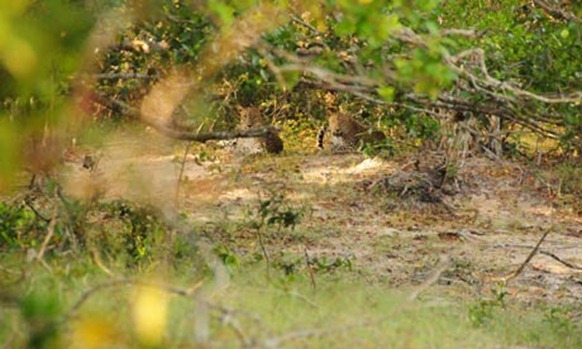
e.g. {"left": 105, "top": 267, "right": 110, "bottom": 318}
{"left": 317, "top": 113, "right": 386, "bottom": 153}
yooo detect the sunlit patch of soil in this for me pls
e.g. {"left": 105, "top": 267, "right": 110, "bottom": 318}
{"left": 64, "top": 136, "right": 582, "bottom": 303}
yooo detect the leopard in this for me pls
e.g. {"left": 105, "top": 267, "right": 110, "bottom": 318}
{"left": 234, "top": 106, "right": 284, "bottom": 155}
{"left": 317, "top": 113, "right": 386, "bottom": 153}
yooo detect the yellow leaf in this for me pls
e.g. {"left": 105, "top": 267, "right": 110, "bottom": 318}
{"left": 132, "top": 285, "right": 168, "bottom": 346}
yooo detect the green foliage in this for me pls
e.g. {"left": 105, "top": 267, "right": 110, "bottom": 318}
{"left": 3, "top": 2, "right": 582, "bottom": 348}
{"left": 311, "top": 255, "right": 353, "bottom": 274}
{"left": 437, "top": 0, "right": 581, "bottom": 151}
{"left": 543, "top": 306, "right": 576, "bottom": 336}
{"left": 0, "top": 201, "right": 45, "bottom": 250}
{"left": 0, "top": 120, "right": 18, "bottom": 189}
{"left": 395, "top": 48, "right": 456, "bottom": 99}
{"left": 213, "top": 243, "right": 240, "bottom": 272}
{"left": 0, "top": 0, "right": 95, "bottom": 130}
{"left": 395, "top": 109, "right": 440, "bottom": 140}
{"left": 0, "top": 191, "right": 189, "bottom": 265}
{"left": 98, "top": 200, "right": 170, "bottom": 264}
{"left": 361, "top": 136, "right": 395, "bottom": 158}
{"left": 549, "top": 163, "right": 582, "bottom": 215}
{"left": 468, "top": 284, "right": 508, "bottom": 327}
{"left": 254, "top": 193, "right": 303, "bottom": 231}
{"left": 20, "top": 290, "right": 63, "bottom": 349}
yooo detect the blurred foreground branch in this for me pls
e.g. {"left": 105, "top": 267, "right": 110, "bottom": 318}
{"left": 93, "top": 93, "right": 279, "bottom": 142}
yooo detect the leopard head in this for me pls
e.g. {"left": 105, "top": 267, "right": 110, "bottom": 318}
{"left": 237, "top": 106, "right": 265, "bottom": 130}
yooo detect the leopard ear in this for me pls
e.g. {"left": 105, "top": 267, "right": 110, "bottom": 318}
{"left": 235, "top": 105, "right": 245, "bottom": 114}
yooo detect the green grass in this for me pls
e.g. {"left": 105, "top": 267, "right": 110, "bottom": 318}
{"left": 2, "top": 252, "right": 582, "bottom": 348}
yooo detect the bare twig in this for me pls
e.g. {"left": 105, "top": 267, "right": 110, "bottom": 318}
{"left": 24, "top": 195, "right": 50, "bottom": 222}
{"left": 493, "top": 205, "right": 554, "bottom": 283}
{"left": 253, "top": 288, "right": 320, "bottom": 310}
{"left": 175, "top": 141, "right": 194, "bottom": 209}
{"left": 501, "top": 228, "right": 551, "bottom": 283}
{"left": 61, "top": 278, "right": 264, "bottom": 347}
{"left": 303, "top": 246, "right": 317, "bottom": 292}
{"left": 63, "top": 278, "right": 204, "bottom": 322}
{"left": 36, "top": 206, "right": 58, "bottom": 262}
{"left": 256, "top": 226, "right": 271, "bottom": 278}
{"left": 533, "top": 0, "right": 581, "bottom": 23}
{"left": 290, "top": 15, "right": 321, "bottom": 35}
{"left": 539, "top": 250, "right": 582, "bottom": 270}
{"left": 445, "top": 48, "right": 582, "bottom": 104}
{"left": 217, "top": 308, "right": 250, "bottom": 347}
{"left": 492, "top": 244, "right": 582, "bottom": 271}
{"left": 90, "top": 249, "right": 114, "bottom": 276}
{"left": 408, "top": 255, "right": 451, "bottom": 301}
{"left": 94, "top": 72, "right": 156, "bottom": 80}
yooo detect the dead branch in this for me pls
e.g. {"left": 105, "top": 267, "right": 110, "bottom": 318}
{"left": 533, "top": 0, "right": 581, "bottom": 23}
{"left": 538, "top": 250, "right": 582, "bottom": 270}
{"left": 290, "top": 15, "right": 322, "bottom": 35}
{"left": 503, "top": 228, "right": 552, "bottom": 283}
{"left": 24, "top": 194, "right": 50, "bottom": 222}
{"left": 445, "top": 48, "right": 582, "bottom": 104}
{"left": 175, "top": 141, "right": 194, "bottom": 209}
{"left": 36, "top": 206, "right": 58, "bottom": 262}
{"left": 252, "top": 288, "right": 320, "bottom": 310}
{"left": 303, "top": 246, "right": 317, "bottom": 292}
{"left": 493, "top": 244, "right": 582, "bottom": 271}
{"left": 94, "top": 72, "right": 157, "bottom": 80}
{"left": 148, "top": 119, "right": 281, "bottom": 142}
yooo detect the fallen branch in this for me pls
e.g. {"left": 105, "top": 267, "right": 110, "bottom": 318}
{"left": 493, "top": 244, "right": 582, "bottom": 271}
{"left": 490, "top": 201, "right": 554, "bottom": 283}
{"left": 538, "top": 250, "right": 582, "bottom": 270}
{"left": 499, "top": 228, "right": 551, "bottom": 283}
{"left": 146, "top": 120, "right": 280, "bottom": 143}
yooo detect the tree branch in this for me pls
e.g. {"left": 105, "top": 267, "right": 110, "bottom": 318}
{"left": 92, "top": 93, "right": 278, "bottom": 143}
{"left": 533, "top": 0, "right": 581, "bottom": 23}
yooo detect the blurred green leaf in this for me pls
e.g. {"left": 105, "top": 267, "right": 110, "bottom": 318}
{"left": 377, "top": 86, "right": 395, "bottom": 101}
{"left": 208, "top": 1, "right": 234, "bottom": 26}
{"left": 0, "top": 118, "right": 17, "bottom": 190}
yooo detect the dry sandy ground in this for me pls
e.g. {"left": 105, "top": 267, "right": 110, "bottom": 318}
{"left": 62, "top": 135, "right": 582, "bottom": 305}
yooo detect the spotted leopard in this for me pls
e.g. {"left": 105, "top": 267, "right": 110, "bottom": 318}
{"left": 317, "top": 113, "right": 386, "bottom": 153}
{"left": 233, "top": 106, "right": 284, "bottom": 155}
